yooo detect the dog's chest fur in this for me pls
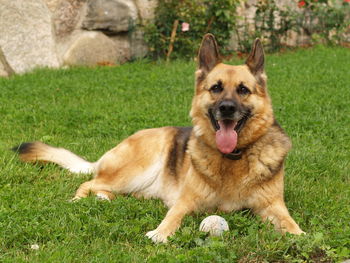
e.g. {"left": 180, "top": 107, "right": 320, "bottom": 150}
{"left": 186, "top": 124, "right": 291, "bottom": 212}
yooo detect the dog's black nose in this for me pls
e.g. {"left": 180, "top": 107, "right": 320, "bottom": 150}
{"left": 219, "top": 100, "right": 236, "bottom": 115}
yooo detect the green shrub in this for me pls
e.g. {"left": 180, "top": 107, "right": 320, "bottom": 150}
{"left": 144, "top": 0, "right": 239, "bottom": 60}
{"left": 295, "top": 1, "right": 350, "bottom": 45}
{"left": 144, "top": 0, "right": 350, "bottom": 58}
{"left": 237, "top": 0, "right": 349, "bottom": 52}
{"left": 236, "top": 0, "right": 297, "bottom": 52}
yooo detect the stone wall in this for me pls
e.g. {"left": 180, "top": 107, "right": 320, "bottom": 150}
{"left": 230, "top": 0, "right": 349, "bottom": 50}
{"left": 0, "top": 46, "right": 15, "bottom": 77}
{"left": 0, "top": 0, "right": 60, "bottom": 74}
{"left": 0, "top": 0, "right": 348, "bottom": 75}
{"left": 0, "top": 0, "right": 157, "bottom": 75}
{"left": 230, "top": 0, "right": 308, "bottom": 50}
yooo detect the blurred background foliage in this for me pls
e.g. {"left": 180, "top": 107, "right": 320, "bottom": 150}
{"left": 144, "top": 0, "right": 350, "bottom": 59}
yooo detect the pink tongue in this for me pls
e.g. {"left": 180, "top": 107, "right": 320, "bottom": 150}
{"left": 216, "top": 120, "right": 237, "bottom": 154}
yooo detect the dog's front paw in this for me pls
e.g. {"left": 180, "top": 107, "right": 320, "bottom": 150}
{"left": 68, "top": 196, "right": 81, "bottom": 202}
{"left": 293, "top": 229, "right": 306, "bottom": 235}
{"left": 146, "top": 229, "right": 168, "bottom": 243}
{"left": 96, "top": 193, "right": 111, "bottom": 201}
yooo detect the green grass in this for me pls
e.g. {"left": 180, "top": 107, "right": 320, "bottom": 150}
{"left": 0, "top": 46, "right": 349, "bottom": 262}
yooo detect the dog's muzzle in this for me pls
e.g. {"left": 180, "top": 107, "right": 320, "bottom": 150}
{"left": 218, "top": 100, "right": 237, "bottom": 119}
{"left": 208, "top": 100, "right": 251, "bottom": 156}
{"left": 209, "top": 100, "right": 250, "bottom": 134}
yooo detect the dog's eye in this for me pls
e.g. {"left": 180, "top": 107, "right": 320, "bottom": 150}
{"left": 210, "top": 82, "right": 223, "bottom": 93}
{"left": 237, "top": 84, "right": 250, "bottom": 95}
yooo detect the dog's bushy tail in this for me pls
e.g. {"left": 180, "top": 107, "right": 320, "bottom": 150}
{"left": 12, "top": 142, "right": 95, "bottom": 174}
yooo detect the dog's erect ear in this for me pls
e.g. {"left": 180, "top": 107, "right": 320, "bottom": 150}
{"left": 246, "top": 39, "right": 264, "bottom": 75}
{"left": 198, "top": 34, "right": 220, "bottom": 73}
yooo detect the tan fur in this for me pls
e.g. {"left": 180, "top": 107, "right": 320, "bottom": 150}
{"left": 16, "top": 34, "right": 303, "bottom": 243}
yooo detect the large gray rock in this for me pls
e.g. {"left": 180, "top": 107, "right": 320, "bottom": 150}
{"left": 109, "top": 30, "right": 148, "bottom": 62}
{"left": 130, "top": 29, "right": 148, "bottom": 59}
{"left": 43, "top": 0, "right": 61, "bottom": 12}
{"left": 51, "top": 0, "right": 88, "bottom": 38}
{"left": 134, "top": 0, "right": 158, "bottom": 25}
{"left": 0, "top": 46, "right": 15, "bottom": 77}
{"left": 0, "top": 0, "right": 60, "bottom": 73}
{"left": 110, "top": 34, "right": 131, "bottom": 63}
{"left": 82, "top": 0, "right": 138, "bottom": 34}
{"left": 63, "top": 31, "right": 120, "bottom": 66}
{"left": 0, "top": 63, "right": 8, "bottom": 78}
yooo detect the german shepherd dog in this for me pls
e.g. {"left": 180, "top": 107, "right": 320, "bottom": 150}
{"left": 14, "top": 34, "right": 304, "bottom": 243}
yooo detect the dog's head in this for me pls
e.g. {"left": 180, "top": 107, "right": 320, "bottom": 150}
{"left": 190, "top": 34, "right": 274, "bottom": 154}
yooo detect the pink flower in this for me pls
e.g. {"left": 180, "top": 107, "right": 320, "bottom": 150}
{"left": 181, "top": 22, "right": 190, "bottom": 32}
{"left": 344, "top": 0, "right": 350, "bottom": 3}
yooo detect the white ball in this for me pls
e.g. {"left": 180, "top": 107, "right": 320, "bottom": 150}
{"left": 199, "top": 215, "right": 229, "bottom": 236}
{"left": 30, "top": 244, "right": 40, "bottom": 250}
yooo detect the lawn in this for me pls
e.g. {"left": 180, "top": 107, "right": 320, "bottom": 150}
{"left": 0, "top": 46, "right": 349, "bottom": 262}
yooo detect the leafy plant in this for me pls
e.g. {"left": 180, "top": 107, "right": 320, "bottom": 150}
{"left": 144, "top": 0, "right": 239, "bottom": 59}
{"left": 234, "top": 0, "right": 350, "bottom": 52}
{"left": 145, "top": 0, "right": 350, "bottom": 57}
{"left": 237, "top": 0, "right": 297, "bottom": 52}
{"left": 295, "top": 0, "right": 350, "bottom": 45}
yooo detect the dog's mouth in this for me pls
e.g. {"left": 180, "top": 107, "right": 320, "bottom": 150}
{"left": 208, "top": 109, "right": 250, "bottom": 154}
